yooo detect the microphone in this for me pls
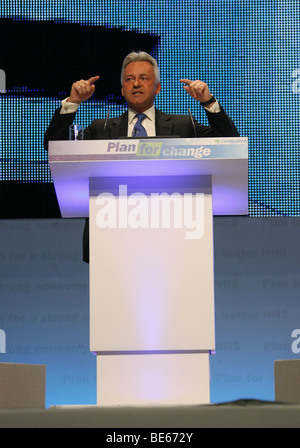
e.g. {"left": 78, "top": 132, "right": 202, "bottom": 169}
{"left": 104, "top": 108, "right": 110, "bottom": 132}
{"left": 188, "top": 107, "right": 197, "bottom": 138}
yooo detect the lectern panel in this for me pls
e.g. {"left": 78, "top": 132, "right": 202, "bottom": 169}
{"left": 89, "top": 175, "right": 215, "bottom": 352}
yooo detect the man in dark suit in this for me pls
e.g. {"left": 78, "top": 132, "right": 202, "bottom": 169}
{"left": 44, "top": 51, "right": 239, "bottom": 262}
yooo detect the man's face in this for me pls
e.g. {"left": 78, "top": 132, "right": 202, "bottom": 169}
{"left": 121, "top": 61, "right": 161, "bottom": 113}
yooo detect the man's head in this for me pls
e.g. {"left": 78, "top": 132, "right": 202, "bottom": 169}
{"left": 121, "top": 51, "right": 161, "bottom": 113}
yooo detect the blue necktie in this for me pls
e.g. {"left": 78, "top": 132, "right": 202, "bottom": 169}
{"left": 132, "top": 113, "right": 147, "bottom": 137}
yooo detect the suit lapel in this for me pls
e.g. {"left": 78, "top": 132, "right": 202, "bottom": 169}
{"left": 105, "top": 108, "right": 174, "bottom": 138}
{"left": 155, "top": 108, "right": 174, "bottom": 136}
{"left": 106, "top": 111, "right": 128, "bottom": 138}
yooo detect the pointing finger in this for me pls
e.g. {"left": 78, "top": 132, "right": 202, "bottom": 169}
{"left": 179, "top": 79, "right": 193, "bottom": 85}
{"left": 87, "top": 76, "right": 100, "bottom": 84}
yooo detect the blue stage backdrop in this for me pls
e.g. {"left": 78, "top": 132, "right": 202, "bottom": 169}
{"left": 0, "top": 0, "right": 299, "bottom": 216}
{"left": 1, "top": 217, "right": 300, "bottom": 406}
{"left": 0, "top": 1, "right": 300, "bottom": 407}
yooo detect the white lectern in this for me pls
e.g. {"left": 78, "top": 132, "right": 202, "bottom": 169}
{"left": 49, "top": 137, "right": 248, "bottom": 406}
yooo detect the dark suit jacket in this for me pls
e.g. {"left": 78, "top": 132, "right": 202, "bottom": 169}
{"left": 44, "top": 105, "right": 239, "bottom": 262}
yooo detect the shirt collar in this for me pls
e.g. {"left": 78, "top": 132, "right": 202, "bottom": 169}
{"left": 128, "top": 106, "right": 156, "bottom": 124}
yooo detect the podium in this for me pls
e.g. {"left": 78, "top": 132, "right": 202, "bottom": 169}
{"left": 49, "top": 136, "right": 248, "bottom": 406}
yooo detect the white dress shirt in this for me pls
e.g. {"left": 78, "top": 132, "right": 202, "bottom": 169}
{"left": 127, "top": 106, "right": 156, "bottom": 137}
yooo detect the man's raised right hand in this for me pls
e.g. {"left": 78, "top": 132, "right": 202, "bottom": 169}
{"left": 67, "top": 76, "right": 100, "bottom": 104}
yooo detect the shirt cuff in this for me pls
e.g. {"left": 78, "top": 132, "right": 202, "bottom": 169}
{"left": 60, "top": 98, "right": 80, "bottom": 114}
{"left": 204, "top": 100, "right": 221, "bottom": 113}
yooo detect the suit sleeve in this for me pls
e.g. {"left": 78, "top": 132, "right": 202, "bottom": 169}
{"left": 194, "top": 105, "right": 239, "bottom": 137}
{"left": 43, "top": 108, "right": 100, "bottom": 151}
{"left": 44, "top": 108, "right": 77, "bottom": 151}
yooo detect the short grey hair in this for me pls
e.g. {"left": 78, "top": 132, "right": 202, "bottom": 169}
{"left": 120, "top": 51, "right": 160, "bottom": 86}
